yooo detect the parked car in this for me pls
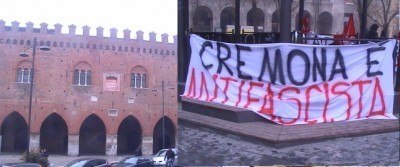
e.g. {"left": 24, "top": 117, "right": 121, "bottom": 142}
{"left": 0, "top": 163, "right": 41, "bottom": 167}
{"left": 64, "top": 158, "right": 110, "bottom": 167}
{"left": 111, "top": 156, "right": 154, "bottom": 167}
{"left": 152, "top": 148, "right": 178, "bottom": 166}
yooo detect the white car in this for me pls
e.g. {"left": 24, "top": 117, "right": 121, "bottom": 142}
{"left": 152, "top": 148, "right": 178, "bottom": 166}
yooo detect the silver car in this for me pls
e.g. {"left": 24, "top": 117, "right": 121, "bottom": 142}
{"left": 152, "top": 149, "right": 177, "bottom": 166}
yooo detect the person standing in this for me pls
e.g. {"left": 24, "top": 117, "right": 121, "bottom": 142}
{"left": 368, "top": 24, "right": 379, "bottom": 39}
{"left": 164, "top": 148, "right": 175, "bottom": 167}
{"left": 135, "top": 146, "right": 142, "bottom": 156}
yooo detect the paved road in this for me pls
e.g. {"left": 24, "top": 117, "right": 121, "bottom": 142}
{"left": 178, "top": 122, "right": 400, "bottom": 166}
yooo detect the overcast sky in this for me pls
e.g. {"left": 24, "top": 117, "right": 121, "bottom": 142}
{"left": 0, "top": 0, "right": 177, "bottom": 40}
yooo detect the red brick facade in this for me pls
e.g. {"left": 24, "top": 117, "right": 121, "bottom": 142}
{"left": 0, "top": 20, "right": 177, "bottom": 156}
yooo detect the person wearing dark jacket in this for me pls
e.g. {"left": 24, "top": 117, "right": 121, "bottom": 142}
{"left": 164, "top": 148, "right": 175, "bottom": 167}
{"left": 368, "top": 24, "right": 379, "bottom": 39}
{"left": 135, "top": 146, "right": 142, "bottom": 156}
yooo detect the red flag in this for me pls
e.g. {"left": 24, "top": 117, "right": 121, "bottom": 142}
{"left": 301, "top": 16, "right": 310, "bottom": 34}
{"left": 344, "top": 14, "right": 356, "bottom": 38}
{"left": 347, "top": 14, "right": 356, "bottom": 36}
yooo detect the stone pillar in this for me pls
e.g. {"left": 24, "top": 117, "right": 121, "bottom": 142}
{"left": 68, "top": 135, "right": 79, "bottom": 156}
{"left": 142, "top": 136, "right": 153, "bottom": 156}
{"left": 106, "top": 135, "right": 117, "bottom": 156}
{"left": 30, "top": 134, "right": 40, "bottom": 151}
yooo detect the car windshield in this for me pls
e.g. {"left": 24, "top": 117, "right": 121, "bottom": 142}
{"left": 121, "top": 157, "right": 138, "bottom": 164}
{"left": 155, "top": 150, "right": 167, "bottom": 157}
{"left": 64, "top": 159, "right": 89, "bottom": 167}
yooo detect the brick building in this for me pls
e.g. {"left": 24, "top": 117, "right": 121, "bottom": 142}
{"left": 0, "top": 20, "right": 177, "bottom": 156}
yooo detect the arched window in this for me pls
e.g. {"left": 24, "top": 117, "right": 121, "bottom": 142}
{"left": 295, "top": 10, "right": 312, "bottom": 32}
{"left": 193, "top": 6, "right": 213, "bottom": 32}
{"left": 124, "top": 47, "right": 128, "bottom": 52}
{"left": 19, "top": 68, "right": 32, "bottom": 83}
{"left": 13, "top": 39, "right": 17, "bottom": 44}
{"left": 247, "top": 7, "right": 264, "bottom": 31}
{"left": 53, "top": 42, "right": 58, "bottom": 47}
{"left": 318, "top": 11, "right": 333, "bottom": 35}
{"left": 130, "top": 73, "right": 147, "bottom": 88}
{"left": 87, "top": 70, "right": 92, "bottom": 85}
{"left": 23, "top": 68, "right": 29, "bottom": 83}
{"left": 272, "top": 10, "right": 279, "bottom": 32}
{"left": 142, "top": 74, "right": 146, "bottom": 88}
{"left": 86, "top": 44, "right": 90, "bottom": 48}
{"left": 112, "top": 46, "right": 116, "bottom": 51}
{"left": 118, "top": 46, "right": 122, "bottom": 51}
{"left": 80, "top": 70, "right": 85, "bottom": 85}
{"left": 74, "top": 69, "right": 92, "bottom": 86}
{"left": 131, "top": 47, "right": 135, "bottom": 52}
{"left": 16, "top": 68, "right": 23, "bottom": 82}
{"left": 73, "top": 69, "right": 79, "bottom": 85}
{"left": 106, "top": 45, "right": 110, "bottom": 50}
{"left": 20, "top": 40, "right": 24, "bottom": 45}
{"left": 60, "top": 42, "right": 64, "bottom": 47}
{"left": 220, "top": 7, "right": 235, "bottom": 32}
{"left": 135, "top": 73, "right": 141, "bottom": 88}
{"left": 80, "top": 43, "right": 84, "bottom": 48}
{"left": 99, "top": 44, "right": 103, "bottom": 49}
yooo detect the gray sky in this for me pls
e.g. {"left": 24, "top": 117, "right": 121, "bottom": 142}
{"left": 0, "top": 0, "right": 177, "bottom": 41}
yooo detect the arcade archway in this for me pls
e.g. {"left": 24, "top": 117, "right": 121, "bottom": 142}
{"left": 1, "top": 112, "right": 28, "bottom": 153}
{"left": 79, "top": 114, "right": 106, "bottom": 155}
{"left": 152, "top": 116, "right": 176, "bottom": 154}
{"left": 117, "top": 116, "right": 142, "bottom": 155}
{"left": 40, "top": 113, "right": 68, "bottom": 154}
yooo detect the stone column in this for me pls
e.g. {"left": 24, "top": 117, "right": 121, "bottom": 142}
{"left": 68, "top": 135, "right": 79, "bottom": 156}
{"left": 106, "top": 135, "right": 117, "bottom": 156}
{"left": 142, "top": 136, "right": 153, "bottom": 156}
{"left": 30, "top": 134, "right": 40, "bottom": 151}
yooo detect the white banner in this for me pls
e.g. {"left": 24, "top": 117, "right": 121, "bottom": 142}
{"left": 182, "top": 34, "right": 397, "bottom": 125}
